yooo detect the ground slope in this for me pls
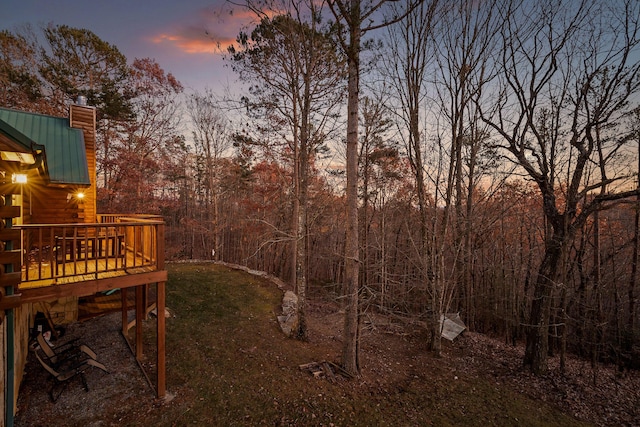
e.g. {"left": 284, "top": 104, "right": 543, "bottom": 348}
{"left": 15, "top": 263, "right": 639, "bottom": 426}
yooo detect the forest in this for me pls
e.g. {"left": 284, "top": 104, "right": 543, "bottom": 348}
{"left": 2, "top": 0, "right": 640, "bottom": 378}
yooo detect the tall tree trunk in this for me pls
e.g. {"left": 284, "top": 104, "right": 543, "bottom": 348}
{"left": 524, "top": 233, "right": 563, "bottom": 374}
{"left": 295, "top": 109, "right": 310, "bottom": 340}
{"left": 292, "top": 136, "right": 303, "bottom": 336}
{"left": 342, "top": 15, "right": 361, "bottom": 376}
{"left": 629, "top": 139, "right": 640, "bottom": 349}
{"left": 295, "top": 185, "right": 308, "bottom": 340}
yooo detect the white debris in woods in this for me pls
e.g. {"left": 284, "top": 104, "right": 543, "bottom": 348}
{"left": 439, "top": 313, "right": 466, "bottom": 341}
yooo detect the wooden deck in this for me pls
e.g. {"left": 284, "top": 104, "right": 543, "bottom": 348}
{"left": 8, "top": 217, "right": 167, "bottom": 305}
{"left": 5, "top": 217, "right": 169, "bottom": 399}
{"left": 21, "top": 251, "right": 155, "bottom": 289}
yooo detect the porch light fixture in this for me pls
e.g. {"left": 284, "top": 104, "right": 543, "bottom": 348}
{"left": 66, "top": 191, "right": 86, "bottom": 203}
{"left": 11, "top": 173, "right": 27, "bottom": 184}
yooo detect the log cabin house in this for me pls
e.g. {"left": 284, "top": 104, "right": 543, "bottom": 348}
{"left": 0, "top": 100, "right": 168, "bottom": 425}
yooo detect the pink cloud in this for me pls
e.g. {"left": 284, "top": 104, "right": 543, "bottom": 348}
{"left": 152, "top": 31, "right": 232, "bottom": 54}
{"left": 151, "top": 5, "right": 258, "bottom": 55}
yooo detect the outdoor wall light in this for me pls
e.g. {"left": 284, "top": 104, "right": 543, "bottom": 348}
{"left": 67, "top": 191, "right": 85, "bottom": 202}
{"left": 11, "top": 173, "right": 27, "bottom": 184}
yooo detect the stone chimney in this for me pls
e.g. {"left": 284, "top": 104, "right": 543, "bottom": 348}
{"left": 69, "top": 98, "right": 97, "bottom": 223}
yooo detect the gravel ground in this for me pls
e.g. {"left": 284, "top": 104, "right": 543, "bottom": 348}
{"left": 15, "top": 312, "right": 158, "bottom": 427}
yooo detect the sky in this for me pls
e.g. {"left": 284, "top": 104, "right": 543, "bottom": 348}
{"left": 0, "top": 0, "right": 255, "bottom": 93}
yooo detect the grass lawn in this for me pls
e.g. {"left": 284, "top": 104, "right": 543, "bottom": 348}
{"left": 132, "top": 262, "right": 590, "bottom": 426}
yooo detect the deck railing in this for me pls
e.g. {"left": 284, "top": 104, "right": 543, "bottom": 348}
{"left": 18, "top": 216, "right": 164, "bottom": 286}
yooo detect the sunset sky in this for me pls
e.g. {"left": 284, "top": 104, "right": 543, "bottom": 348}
{"left": 1, "top": 0, "right": 255, "bottom": 92}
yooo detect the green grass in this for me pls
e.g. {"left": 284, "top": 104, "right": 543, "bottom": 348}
{"left": 136, "top": 263, "right": 590, "bottom": 427}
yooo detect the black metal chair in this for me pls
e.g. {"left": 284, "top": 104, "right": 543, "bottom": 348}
{"left": 33, "top": 347, "right": 109, "bottom": 402}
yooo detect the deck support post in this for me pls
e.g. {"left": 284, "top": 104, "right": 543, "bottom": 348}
{"left": 157, "top": 280, "right": 166, "bottom": 398}
{"left": 156, "top": 223, "right": 165, "bottom": 398}
{"left": 135, "top": 284, "right": 144, "bottom": 360}
{"left": 121, "top": 287, "right": 128, "bottom": 335}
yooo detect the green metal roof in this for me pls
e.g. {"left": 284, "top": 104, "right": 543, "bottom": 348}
{"left": 0, "top": 107, "right": 90, "bottom": 186}
{"left": 0, "top": 116, "right": 36, "bottom": 153}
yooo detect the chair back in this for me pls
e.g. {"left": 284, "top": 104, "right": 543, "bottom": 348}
{"left": 36, "top": 332, "right": 59, "bottom": 364}
{"left": 34, "top": 350, "right": 59, "bottom": 378}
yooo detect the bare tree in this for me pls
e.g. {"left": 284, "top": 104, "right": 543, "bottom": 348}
{"left": 382, "top": 0, "right": 444, "bottom": 351}
{"left": 228, "top": 0, "right": 345, "bottom": 339}
{"left": 430, "top": 0, "right": 501, "bottom": 352}
{"left": 479, "top": 0, "right": 640, "bottom": 374}
{"left": 327, "top": 0, "right": 428, "bottom": 376}
{"left": 357, "top": 93, "right": 399, "bottom": 314}
{"left": 111, "top": 58, "right": 184, "bottom": 213}
{"left": 630, "top": 107, "right": 640, "bottom": 349}
{"left": 187, "top": 89, "right": 232, "bottom": 260}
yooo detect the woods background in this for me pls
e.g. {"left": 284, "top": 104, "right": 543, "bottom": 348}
{"left": 2, "top": 0, "right": 640, "bottom": 374}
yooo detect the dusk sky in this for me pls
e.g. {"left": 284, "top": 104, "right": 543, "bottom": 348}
{"left": 1, "top": 0, "right": 255, "bottom": 92}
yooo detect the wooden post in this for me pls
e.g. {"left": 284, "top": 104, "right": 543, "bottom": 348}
{"left": 121, "top": 287, "right": 128, "bottom": 335}
{"left": 157, "top": 281, "right": 166, "bottom": 398}
{"left": 135, "top": 285, "right": 143, "bottom": 361}
{"left": 143, "top": 284, "right": 148, "bottom": 319}
{"left": 156, "top": 223, "right": 166, "bottom": 398}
